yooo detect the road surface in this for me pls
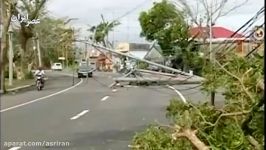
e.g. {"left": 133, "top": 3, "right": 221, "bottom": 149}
{"left": 1, "top": 71, "right": 224, "bottom": 150}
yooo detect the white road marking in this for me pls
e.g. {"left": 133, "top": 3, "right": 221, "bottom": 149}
{"left": 108, "top": 82, "right": 117, "bottom": 88}
{"left": 0, "top": 79, "right": 83, "bottom": 113}
{"left": 112, "top": 89, "right": 117, "bottom": 92}
{"left": 124, "top": 85, "right": 138, "bottom": 88}
{"left": 166, "top": 85, "right": 187, "bottom": 104}
{"left": 9, "top": 147, "right": 21, "bottom": 150}
{"left": 70, "top": 110, "right": 89, "bottom": 120}
{"left": 101, "top": 96, "right": 110, "bottom": 101}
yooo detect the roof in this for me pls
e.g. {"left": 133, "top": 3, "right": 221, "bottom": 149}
{"left": 116, "top": 42, "right": 150, "bottom": 52}
{"left": 129, "top": 43, "right": 150, "bottom": 51}
{"left": 144, "top": 46, "right": 164, "bottom": 63}
{"left": 128, "top": 51, "right": 148, "bottom": 59}
{"left": 189, "top": 26, "right": 245, "bottom": 39}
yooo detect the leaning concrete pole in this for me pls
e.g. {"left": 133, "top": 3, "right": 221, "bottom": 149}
{"left": 74, "top": 40, "right": 189, "bottom": 75}
{"left": 89, "top": 42, "right": 203, "bottom": 78}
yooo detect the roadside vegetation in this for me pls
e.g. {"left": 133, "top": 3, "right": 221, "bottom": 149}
{"left": 130, "top": 53, "right": 264, "bottom": 149}
{"left": 1, "top": 0, "right": 77, "bottom": 91}
{"left": 130, "top": 0, "right": 264, "bottom": 149}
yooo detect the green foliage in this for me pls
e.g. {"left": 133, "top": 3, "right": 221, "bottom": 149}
{"left": 34, "top": 17, "right": 75, "bottom": 68}
{"left": 139, "top": 0, "right": 188, "bottom": 56}
{"left": 132, "top": 99, "right": 260, "bottom": 149}
{"left": 4, "top": 71, "right": 17, "bottom": 79}
{"left": 139, "top": 0, "right": 203, "bottom": 73}
{"left": 171, "top": 44, "right": 204, "bottom": 73}
{"left": 88, "top": 15, "right": 120, "bottom": 47}
{"left": 202, "top": 53, "right": 264, "bottom": 110}
{"left": 25, "top": 71, "right": 34, "bottom": 79}
{"left": 131, "top": 125, "right": 194, "bottom": 150}
{"left": 137, "top": 62, "right": 149, "bottom": 69}
{"left": 131, "top": 53, "right": 264, "bottom": 149}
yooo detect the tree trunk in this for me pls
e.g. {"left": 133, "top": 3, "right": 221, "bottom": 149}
{"left": 211, "top": 91, "right": 215, "bottom": 106}
{"left": 66, "top": 46, "right": 69, "bottom": 68}
{"left": 19, "top": 35, "right": 30, "bottom": 80}
{"left": 0, "top": 0, "right": 14, "bottom": 93}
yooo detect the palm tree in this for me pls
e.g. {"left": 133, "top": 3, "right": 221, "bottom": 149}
{"left": 87, "top": 15, "right": 120, "bottom": 71}
{"left": 88, "top": 14, "right": 120, "bottom": 48}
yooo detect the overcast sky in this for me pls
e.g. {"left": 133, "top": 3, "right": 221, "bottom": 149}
{"left": 46, "top": 0, "right": 264, "bottom": 44}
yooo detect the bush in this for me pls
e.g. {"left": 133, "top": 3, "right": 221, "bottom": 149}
{"left": 137, "top": 62, "right": 149, "bottom": 69}
{"left": 131, "top": 124, "right": 193, "bottom": 150}
{"left": 131, "top": 54, "right": 264, "bottom": 149}
{"left": 25, "top": 71, "right": 34, "bottom": 79}
{"left": 131, "top": 99, "right": 260, "bottom": 149}
{"left": 4, "top": 70, "right": 17, "bottom": 79}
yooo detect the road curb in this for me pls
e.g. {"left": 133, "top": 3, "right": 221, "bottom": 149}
{"left": 5, "top": 78, "right": 49, "bottom": 93}
{"left": 6, "top": 84, "right": 35, "bottom": 93}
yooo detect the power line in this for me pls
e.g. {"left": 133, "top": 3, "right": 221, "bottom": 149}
{"left": 216, "top": 9, "right": 264, "bottom": 53}
{"left": 221, "top": 22, "right": 264, "bottom": 57}
{"left": 245, "top": 37, "right": 264, "bottom": 57}
{"left": 218, "top": 12, "right": 264, "bottom": 54}
{"left": 202, "top": 6, "right": 264, "bottom": 58}
{"left": 113, "top": 0, "right": 151, "bottom": 22}
{"left": 178, "top": 7, "right": 265, "bottom": 86}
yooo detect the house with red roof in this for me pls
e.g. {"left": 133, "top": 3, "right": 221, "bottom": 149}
{"left": 189, "top": 26, "right": 262, "bottom": 56}
{"left": 190, "top": 26, "right": 245, "bottom": 40}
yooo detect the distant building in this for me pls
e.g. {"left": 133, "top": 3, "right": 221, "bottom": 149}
{"left": 116, "top": 42, "right": 150, "bottom": 59}
{"left": 144, "top": 43, "right": 164, "bottom": 64}
{"left": 115, "top": 42, "right": 165, "bottom": 71}
{"left": 87, "top": 47, "right": 113, "bottom": 71}
{"left": 189, "top": 26, "right": 264, "bottom": 57}
{"left": 116, "top": 42, "right": 164, "bottom": 61}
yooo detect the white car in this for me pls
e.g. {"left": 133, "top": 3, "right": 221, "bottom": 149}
{"left": 51, "top": 63, "right": 63, "bottom": 71}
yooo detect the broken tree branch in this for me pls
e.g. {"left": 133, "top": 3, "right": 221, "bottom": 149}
{"left": 214, "top": 59, "right": 255, "bottom": 103}
{"left": 156, "top": 121, "right": 209, "bottom": 150}
{"left": 247, "top": 135, "right": 261, "bottom": 150}
{"left": 172, "top": 128, "right": 209, "bottom": 150}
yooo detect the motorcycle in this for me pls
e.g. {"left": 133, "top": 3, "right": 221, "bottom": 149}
{"left": 36, "top": 75, "right": 44, "bottom": 91}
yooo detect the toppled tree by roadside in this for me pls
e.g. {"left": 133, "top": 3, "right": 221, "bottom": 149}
{"left": 130, "top": 53, "right": 264, "bottom": 150}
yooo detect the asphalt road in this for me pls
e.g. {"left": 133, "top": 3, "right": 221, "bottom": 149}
{"left": 0, "top": 71, "right": 224, "bottom": 150}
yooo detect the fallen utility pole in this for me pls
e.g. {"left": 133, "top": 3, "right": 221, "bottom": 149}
{"left": 137, "top": 69, "right": 178, "bottom": 77}
{"left": 75, "top": 40, "right": 197, "bottom": 77}
{"left": 113, "top": 77, "right": 202, "bottom": 85}
{"left": 90, "top": 43, "right": 193, "bottom": 76}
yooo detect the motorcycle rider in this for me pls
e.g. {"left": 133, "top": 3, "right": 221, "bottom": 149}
{"left": 34, "top": 66, "right": 45, "bottom": 85}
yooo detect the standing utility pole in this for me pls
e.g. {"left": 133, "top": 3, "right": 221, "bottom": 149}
{"left": 85, "top": 36, "right": 88, "bottom": 64}
{"left": 0, "top": 0, "right": 4, "bottom": 94}
{"left": 8, "top": 26, "right": 13, "bottom": 86}
{"left": 209, "top": 2, "right": 215, "bottom": 106}
{"left": 209, "top": 12, "right": 213, "bottom": 61}
{"left": 36, "top": 33, "right": 42, "bottom": 67}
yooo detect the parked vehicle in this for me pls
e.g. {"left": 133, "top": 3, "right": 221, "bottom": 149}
{"left": 51, "top": 63, "right": 63, "bottom": 71}
{"left": 77, "top": 65, "right": 94, "bottom": 78}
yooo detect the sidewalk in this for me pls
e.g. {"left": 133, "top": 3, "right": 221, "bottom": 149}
{"left": 4, "top": 79, "right": 35, "bottom": 93}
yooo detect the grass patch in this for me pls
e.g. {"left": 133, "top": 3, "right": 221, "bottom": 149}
{"left": 5, "top": 78, "right": 35, "bottom": 90}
